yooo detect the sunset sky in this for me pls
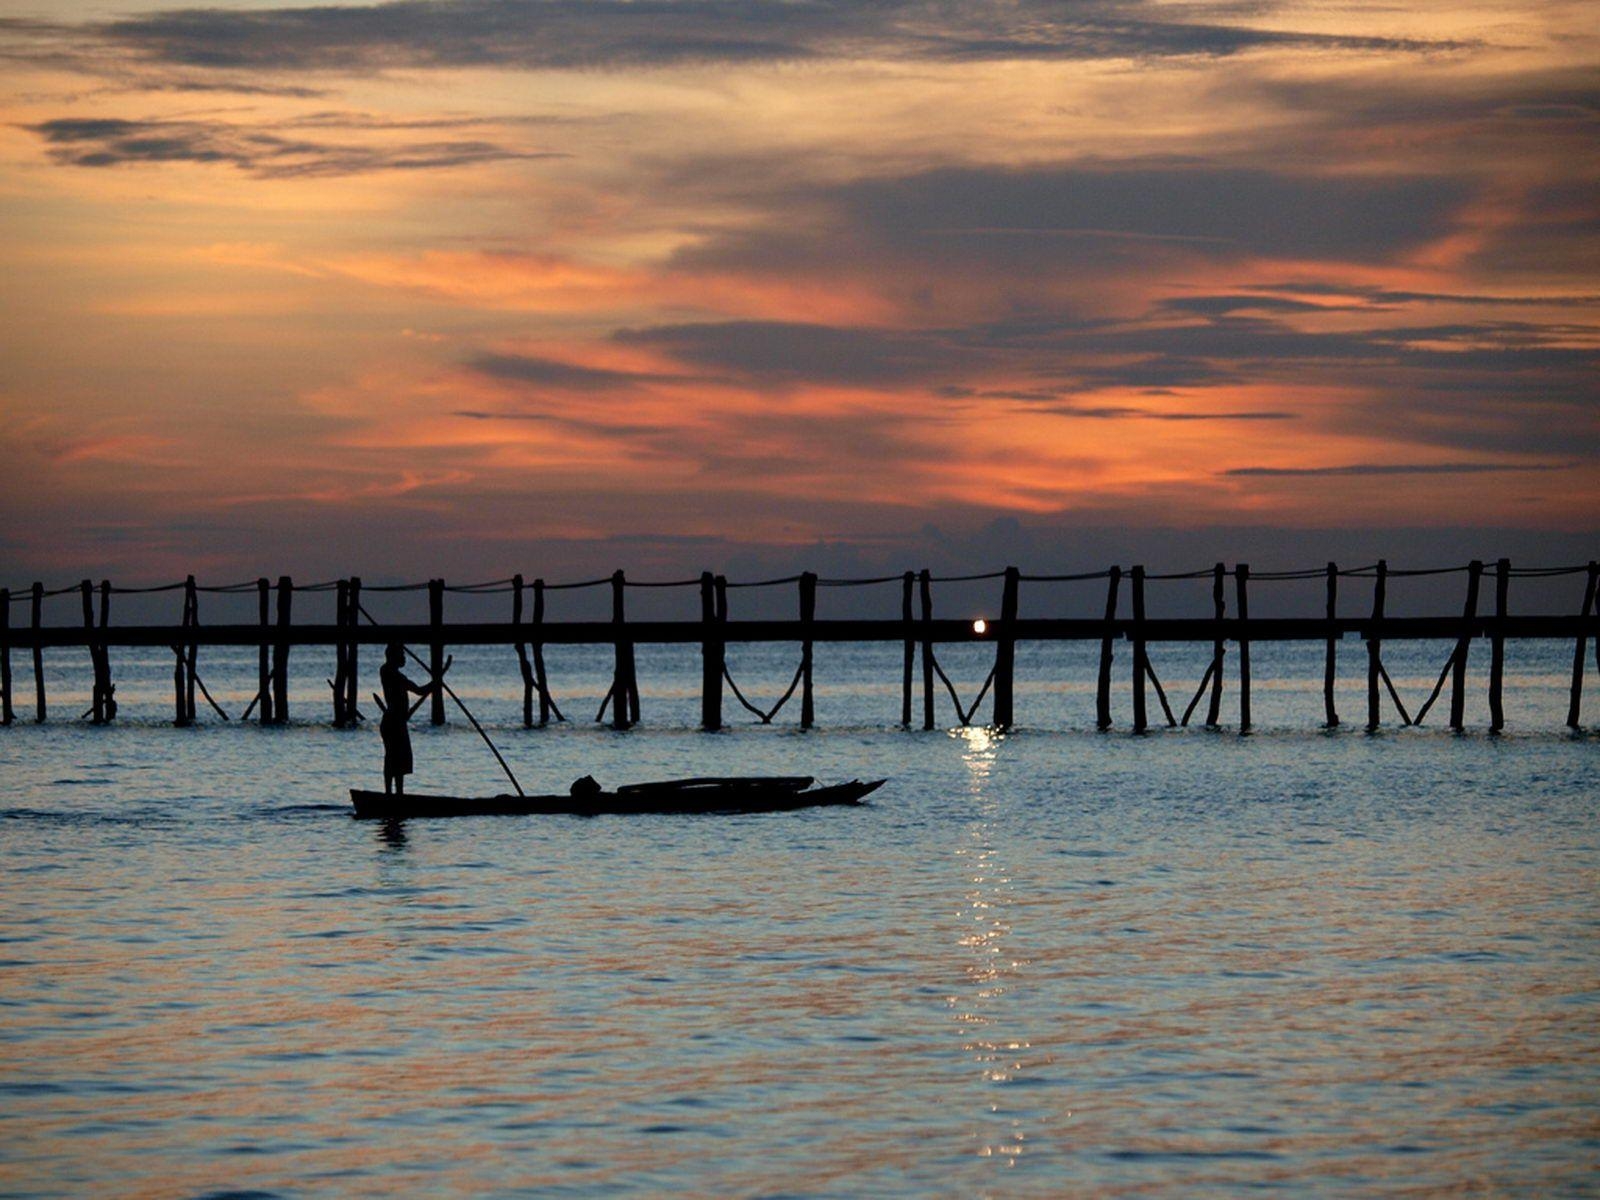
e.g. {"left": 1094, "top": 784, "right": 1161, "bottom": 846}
{"left": 2, "top": 0, "right": 1596, "bottom": 583}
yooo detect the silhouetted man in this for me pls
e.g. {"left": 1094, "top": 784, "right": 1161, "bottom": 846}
{"left": 377, "top": 642, "right": 447, "bottom": 795}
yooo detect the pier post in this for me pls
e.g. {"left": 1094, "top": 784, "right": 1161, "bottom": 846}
{"left": 429, "top": 579, "right": 446, "bottom": 726}
{"left": 1366, "top": 561, "right": 1386, "bottom": 731}
{"left": 513, "top": 574, "right": 534, "bottom": 728}
{"left": 183, "top": 576, "right": 198, "bottom": 725}
{"left": 534, "top": 578, "right": 552, "bottom": 725}
{"left": 610, "top": 571, "right": 635, "bottom": 730}
{"left": 1131, "top": 566, "right": 1148, "bottom": 734}
{"left": 1236, "top": 563, "right": 1252, "bottom": 733}
{"left": 1449, "top": 561, "right": 1483, "bottom": 732}
{"left": 332, "top": 580, "right": 350, "bottom": 727}
{"left": 1205, "top": 563, "right": 1226, "bottom": 728}
{"left": 32, "top": 582, "right": 45, "bottom": 722}
{"left": 1324, "top": 563, "right": 1340, "bottom": 727}
{"left": 81, "top": 581, "right": 102, "bottom": 724}
{"left": 172, "top": 582, "right": 189, "bottom": 727}
{"left": 701, "top": 571, "right": 723, "bottom": 731}
{"left": 272, "top": 576, "right": 291, "bottom": 724}
{"left": 1096, "top": 567, "right": 1121, "bottom": 730}
{"left": 257, "top": 579, "right": 273, "bottom": 724}
{"left": 800, "top": 572, "right": 817, "bottom": 729}
{"left": 99, "top": 581, "right": 115, "bottom": 722}
{"left": 993, "top": 566, "right": 1018, "bottom": 731}
{"left": 1489, "top": 558, "right": 1509, "bottom": 732}
{"left": 1567, "top": 562, "right": 1598, "bottom": 729}
{"left": 347, "top": 577, "right": 361, "bottom": 723}
{"left": 0, "top": 588, "right": 11, "bottom": 726}
{"left": 901, "top": 572, "right": 914, "bottom": 728}
{"left": 919, "top": 569, "right": 935, "bottom": 731}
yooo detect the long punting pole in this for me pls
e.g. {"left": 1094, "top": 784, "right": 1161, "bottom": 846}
{"left": 1236, "top": 563, "right": 1252, "bottom": 733}
{"left": 1096, "top": 567, "right": 1121, "bottom": 731}
{"left": 32, "top": 582, "right": 45, "bottom": 722}
{"left": 993, "top": 566, "right": 1018, "bottom": 731}
{"left": 1366, "top": 561, "right": 1386, "bottom": 732}
{"left": 1131, "top": 565, "right": 1148, "bottom": 734}
{"left": 0, "top": 587, "right": 11, "bottom": 726}
{"left": 901, "top": 571, "right": 914, "bottom": 727}
{"left": 1323, "top": 563, "right": 1339, "bottom": 727}
{"left": 701, "top": 571, "right": 723, "bottom": 731}
{"left": 428, "top": 579, "right": 446, "bottom": 726}
{"left": 1568, "top": 562, "right": 1599, "bottom": 729}
{"left": 800, "top": 572, "right": 817, "bottom": 729}
{"left": 1489, "top": 558, "right": 1509, "bottom": 733}
{"left": 1449, "top": 561, "right": 1483, "bottom": 732}
{"left": 919, "top": 569, "right": 935, "bottom": 731}
{"left": 1205, "top": 562, "right": 1226, "bottom": 729}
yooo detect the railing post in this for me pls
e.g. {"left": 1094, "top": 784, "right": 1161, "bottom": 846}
{"left": 1567, "top": 562, "right": 1598, "bottom": 729}
{"left": 534, "top": 578, "right": 551, "bottom": 726}
{"left": 172, "top": 580, "right": 189, "bottom": 727}
{"left": 919, "top": 569, "right": 935, "bottom": 731}
{"left": 0, "top": 587, "right": 11, "bottom": 726}
{"left": 701, "top": 571, "right": 723, "bottom": 731}
{"left": 901, "top": 571, "right": 914, "bottom": 728}
{"left": 1450, "top": 561, "right": 1483, "bottom": 732}
{"left": 1366, "top": 561, "right": 1386, "bottom": 731}
{"left": 98, "top": 581, "right": 115, "bottom": 722}
{"left": 1489, "top": 558, "right": 1509, "bottom": 732}
{"left": 800, "top": 572, "right": 817, "bottom": 729}
{"left": 1205, "top": 562, "right": 1226, "bottom": 728}
{"left": 31, "top": 582, "right": 45, "bottom": 723}
{"left": 611, "top": 570, "right": 634, "bottom": 730}
{"left": 81, "top": 580, "right": 102, "bottom": 724}
{"left": 1096, "top": 567, "right": 1121, "bottom": 730}
{"left": 333, "top": 580, "right": 349, "bottom": 727}
{"left": 272, "top": 575, "right": 291, "bottom": 724}
{"left": 183, "top": 575, "right": 198, "bottom": 725}
{"left": 257, "top": 578, "right": 273, "bottom": 724}
{"left": 1236, "top": 563, "right": 1251, "bottom": 734}
{"left": 993, "top": 566, "right": 1018, "bottom": 731}
{"left": 1324, "top": 563, "right": 1340, "bottom": 727}
{"left": 429, "top": 578, "right": 446, "bottom": 726}
{"left": 1131, "top": 565, "right": 1148, "bottom": 734}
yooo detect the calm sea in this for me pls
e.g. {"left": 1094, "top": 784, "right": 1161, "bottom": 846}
{"left": 2, "top": 639, "right": 1596, "bottom": 1197}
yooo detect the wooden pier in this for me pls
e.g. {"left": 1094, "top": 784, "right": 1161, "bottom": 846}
{"left": 2, "top": 561, "right": 1597, "bottom": 733}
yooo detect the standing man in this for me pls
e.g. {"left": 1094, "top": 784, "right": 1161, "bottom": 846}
{"left": 377, "top": 642, "right": 447, "bottom": 795}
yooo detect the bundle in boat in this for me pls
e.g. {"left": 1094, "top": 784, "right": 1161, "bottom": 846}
{"left": 350, "top": 775, "right": 883, "bottom": 819}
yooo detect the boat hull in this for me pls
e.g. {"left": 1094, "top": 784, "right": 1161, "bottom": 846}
{"left": 349, "top": 778, "right": 883, "bottom": 819}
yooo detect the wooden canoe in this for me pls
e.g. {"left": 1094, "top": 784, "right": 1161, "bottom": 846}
{"left": 349, "top": 776, "right": 884, "bottom": 819}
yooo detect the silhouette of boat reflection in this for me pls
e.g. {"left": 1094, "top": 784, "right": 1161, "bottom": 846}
{"left": 350, "top": 775, "right": 884, "bottom": 819}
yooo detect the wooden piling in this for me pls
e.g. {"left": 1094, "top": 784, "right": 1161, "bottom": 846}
{"left": 32, "top": 582, "right": 45, "bottom": 722}
{"left": 81, "top": 581, "right": 101, "bottom": 723}
{"left": 1096, "top": 567, "right": 1121, "bottom": 731}
{"left": 919, "top": 569, "right": 935, "bottom": 731}
{"left": 333, "top": 580, "right": 350, "bottom": 727}
{"left": 800, "top": 572, "right": 817, "bottom": 729}
{"left": 1205, "top": 563, "right": 1226, "bottom": 728}
{"left": 1366, "top": 561, "right": 1386, "bottom": 732}
{"left": 98, "top": 581, "right": 115, "bottom": 722}
{"left": 346, "top": 577, "right": 361, "bottom": 723}
{"left": 513, "top": 574, "right": 534, "bottom": 728}
{"left": 1489, "top": 558, "right": 1509, "bottom": 733}
{"left": 701, "top": 571, "right": 723, "bottom": 731}
{"left": 257, "top": 578, "right": 273, "bottom": 724}
{"left": 1567, "top": 562, "right": 1598, "bottom": 729}
{"left": 172, "top": 584, "right": 189, "bottom": 727}
{"left": 272, "top": 576, "right": 291, "bottom": 723}
{"left": 1131, "top": 566, "right": 1148, "bottom": 734}
{"left": 1449, "top": 561, "right": 1483, "bottom": 732}
{"left": 0, "top": 588, "right": 11, "bottom": 726}
{"left": 183, "top": 576, "right": 198, "bottom": 725}
{"left": 1323, "top": 563, "right": 1339, "bottom": 727}
{"left": 428, "top": 579, "right": 446, "bottom": 726}
{"left": 534, "top": 578, "right": 552, "bottom": 725}
{"left": 1236, "top": 563, "right": 1252, "bottom": 733}
{"left": 901, "top": 572, "right": 914, "bottom": 728}
{"left": 993, "top": 566, "right": 1018, "bottom": 731}
{"left": 610, "top": 571, "right": 636, "bottom": 730}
